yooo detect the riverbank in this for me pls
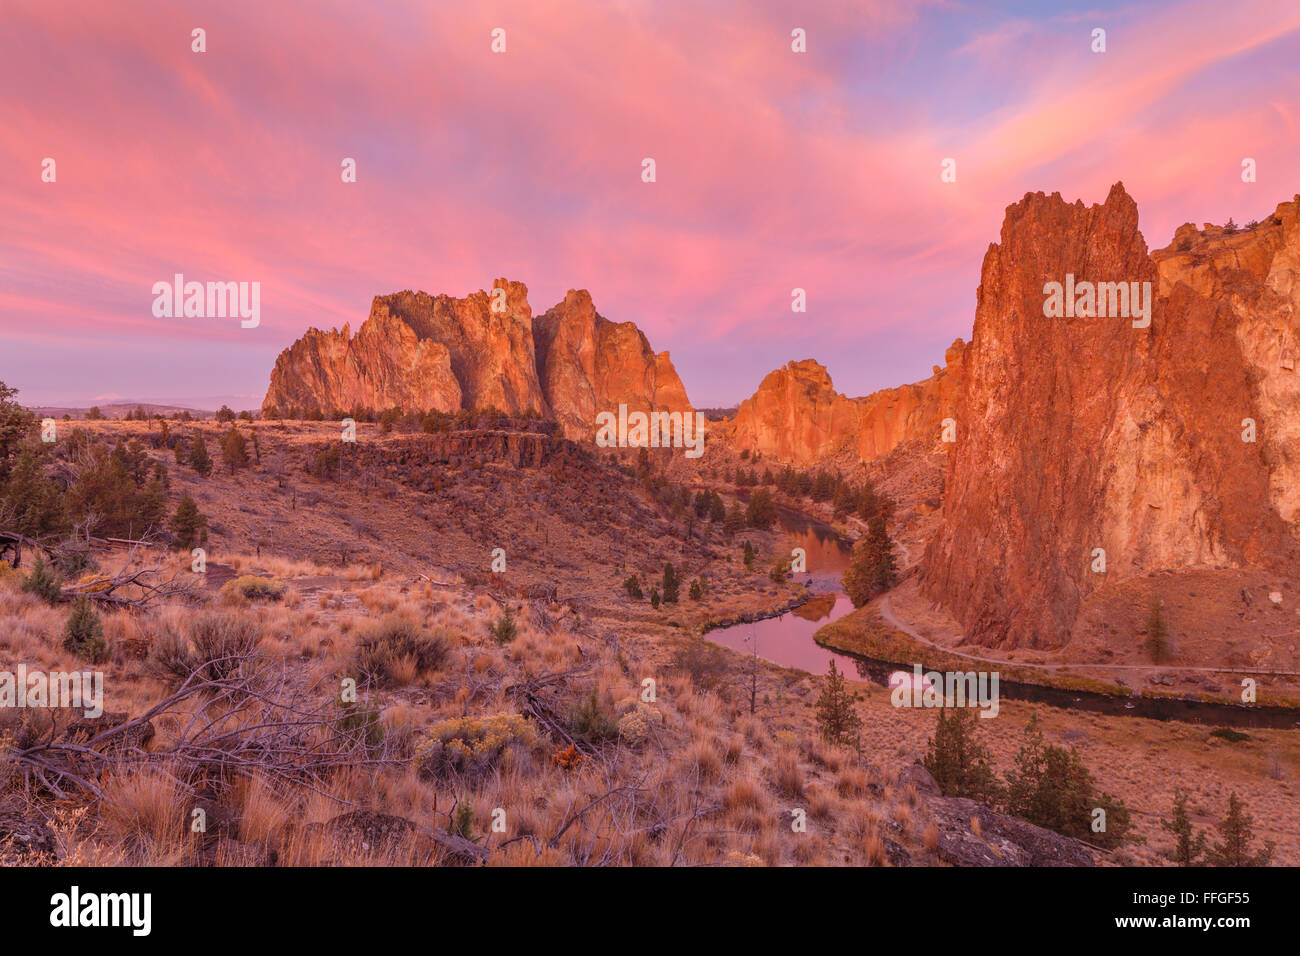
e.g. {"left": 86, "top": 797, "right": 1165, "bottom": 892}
{"left": 816, "top": 604, "right": 1300, "bottom": 728}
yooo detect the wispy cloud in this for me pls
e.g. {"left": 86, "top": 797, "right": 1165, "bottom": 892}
{"left": 1, "top": 0, "right": 1297, "bottom": 407}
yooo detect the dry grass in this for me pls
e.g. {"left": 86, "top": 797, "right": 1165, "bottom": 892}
{"left": 4, "top": 521, "right": 1298, "bottom": 869}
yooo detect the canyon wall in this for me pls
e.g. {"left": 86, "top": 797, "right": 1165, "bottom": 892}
{"left": 730, "top": 343, "right": 965, "bottom": 465}
{"left": 922, "top": 183, "right": 1300, "bottom": 649}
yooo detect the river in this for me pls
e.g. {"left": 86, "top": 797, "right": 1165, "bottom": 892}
{"left": 705, "top": 507, "right": 1300, "bottom": 730}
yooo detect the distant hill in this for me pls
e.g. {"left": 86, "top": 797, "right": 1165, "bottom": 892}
{"left": 29, "top": 401, "right": 214, "bottom": 420}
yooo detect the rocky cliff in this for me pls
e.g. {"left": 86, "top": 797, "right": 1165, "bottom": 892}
{"left": 922, "top": 183, "right": 1300, "bottom": 649}
{"left": 533, "top": 289, "right": 692, "bottom": 440}
{"left": 263, "top": 281, "right": 691, "bottom": 440}
{"left": 730, "top": 344, "right": 965, "bottom": 466}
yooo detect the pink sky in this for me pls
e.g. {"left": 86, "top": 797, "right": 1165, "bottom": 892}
{"left": 2, "top": 0, "right": 1298, "bottom": 409}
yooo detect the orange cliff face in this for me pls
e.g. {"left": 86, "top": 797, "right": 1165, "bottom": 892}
{"left": 730, "top": 344, "right": 966, "bottom": 466}
{"left": 922, "top": 184, "right": 1300, "bottom": 650}
{"left": 262, "top": 281, "right": 692, "bottom": 441}
{"left": 534, "top": 289, "right": 692, "bottom": 441}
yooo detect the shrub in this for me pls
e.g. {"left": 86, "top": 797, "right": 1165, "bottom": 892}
{"left": 649, "top": 586, "right": 660, "bottom": 609}
{"left": 21, "top": 554, "right": 63, "bottom": 605}
{"left": 62, "top": 596, "right": 108, "bottom": 662}
{"left": 354, "top": 612, "right": 451, "bottom": 686}
{"left": 220, "top": 575, "right": 285, "bottom": 602}
{"left": 451, "top": 802, "right": 474, "bottom": 839}
{"left": 622, "top": 575, "right": 643, "bottom": 600}
{"left": 743, "top": 540, "right": 755, "bottom": 568}
{"left": 310, "top": 444, "right": 340, "bottom": 479}
{"left": 551, "top": 743, "right": 586, "bottom": 772}
{"left": 1209, "top": 727, "right": 1251, "bottom": 743}
{"left": 147, "top": 619, "right": 197, "bottom": 682}
{"left": 189, "top": 612, "right": 261, "bottom": 681}
{"left": 688, "top": 577, "right": 703, "bottom": 601}
{"left": 671, "top": 639, "right": 732, "bottom": 692}
{"left": 568, "top": 687, "right": 618, "bottom": 746}
{"left": 334, "top": 700, "right": 386, "bottom": 752}
{"left": 488, "top": 603, "right": 518, "bottom": 644}
{"left": 413, "top": 713, "right": 536, "bottom": 782}
{"left": 769, "top": 559, "right": 789, "bottom": 584}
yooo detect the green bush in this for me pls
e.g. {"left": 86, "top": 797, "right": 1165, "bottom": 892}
{"left": 335, "top": 700, "right": 386, "bottom": 752}
{"left": 1002, "top": 714, "right": 1131, "bottom": 848}
{"left": 21, "top": 555, "right": 63, "bottom": 605}
{"left": 923, "top": 707, "right": 1001, "bottom": 803}
{"left": 1209, "top": 727, "right": 1251, "bottom": 743}
{"left": 488, "top": 604, "right": 518, "bottom": 644}
{"left": 62, "top": 596, "right": 108, "bottom": 662}
{"left": 569, "top": 687, "right": 618, "bottom": 746}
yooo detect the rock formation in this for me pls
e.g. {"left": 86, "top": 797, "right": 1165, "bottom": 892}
{"left": 922, "top": 183, "right": 1300, "bottom": 649}
{"left": 533, "top": 289, "right": 692, "bottom": 440}
{"left": 263, "top": 281, "right": 691, "bottom": 441}
{"left": 730, "top": 344, "right": 965, "bottom": 465}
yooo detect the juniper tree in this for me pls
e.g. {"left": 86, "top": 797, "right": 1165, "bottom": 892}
{"left": 923, "top": 707, "right": 1000, "bottom": 803}
{"left": 1160, "top": 789, "right": 1207, "bottom": 866}
{"left": 63, "top": 596, "right": 108, "bottom": 662}
{"left": 1144, "top": 601, "right": 1170, "bottom": 662}
{"left": 1002, "top": 714, "right": 1132, "bottom": 848}
{"left": 1205, "top": 792, "right": 1274, "bottom": 866}
{"left": 169, "top": 493, "right": 208, "bottom": 551}
{"left": 662, "top": 562, "right": 679, "bottom": 603}
{"left": 221, "top": 425, "right": 249, "bottom": 475}
{"left": 842, "top": 515, "right": 897, "bottom": 607}
{"left": 814, "top": 659, "right": 862, "bottom": 747}
{"left": 189, "top": 433, "right": 213, "bottom": 477}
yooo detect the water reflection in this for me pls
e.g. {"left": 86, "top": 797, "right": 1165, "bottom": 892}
{"left": 705, "top": 508, "right": 863, "bottom": 676}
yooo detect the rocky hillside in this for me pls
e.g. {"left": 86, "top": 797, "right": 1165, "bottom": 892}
{"left": 923, "top": 183, "right": 1300, "bottom": 649}
{"left": 263, "top": 280, "right": 691, "bottom": 441}
{"left": 730, "top": 343, "right": 965, "bottom": 466}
